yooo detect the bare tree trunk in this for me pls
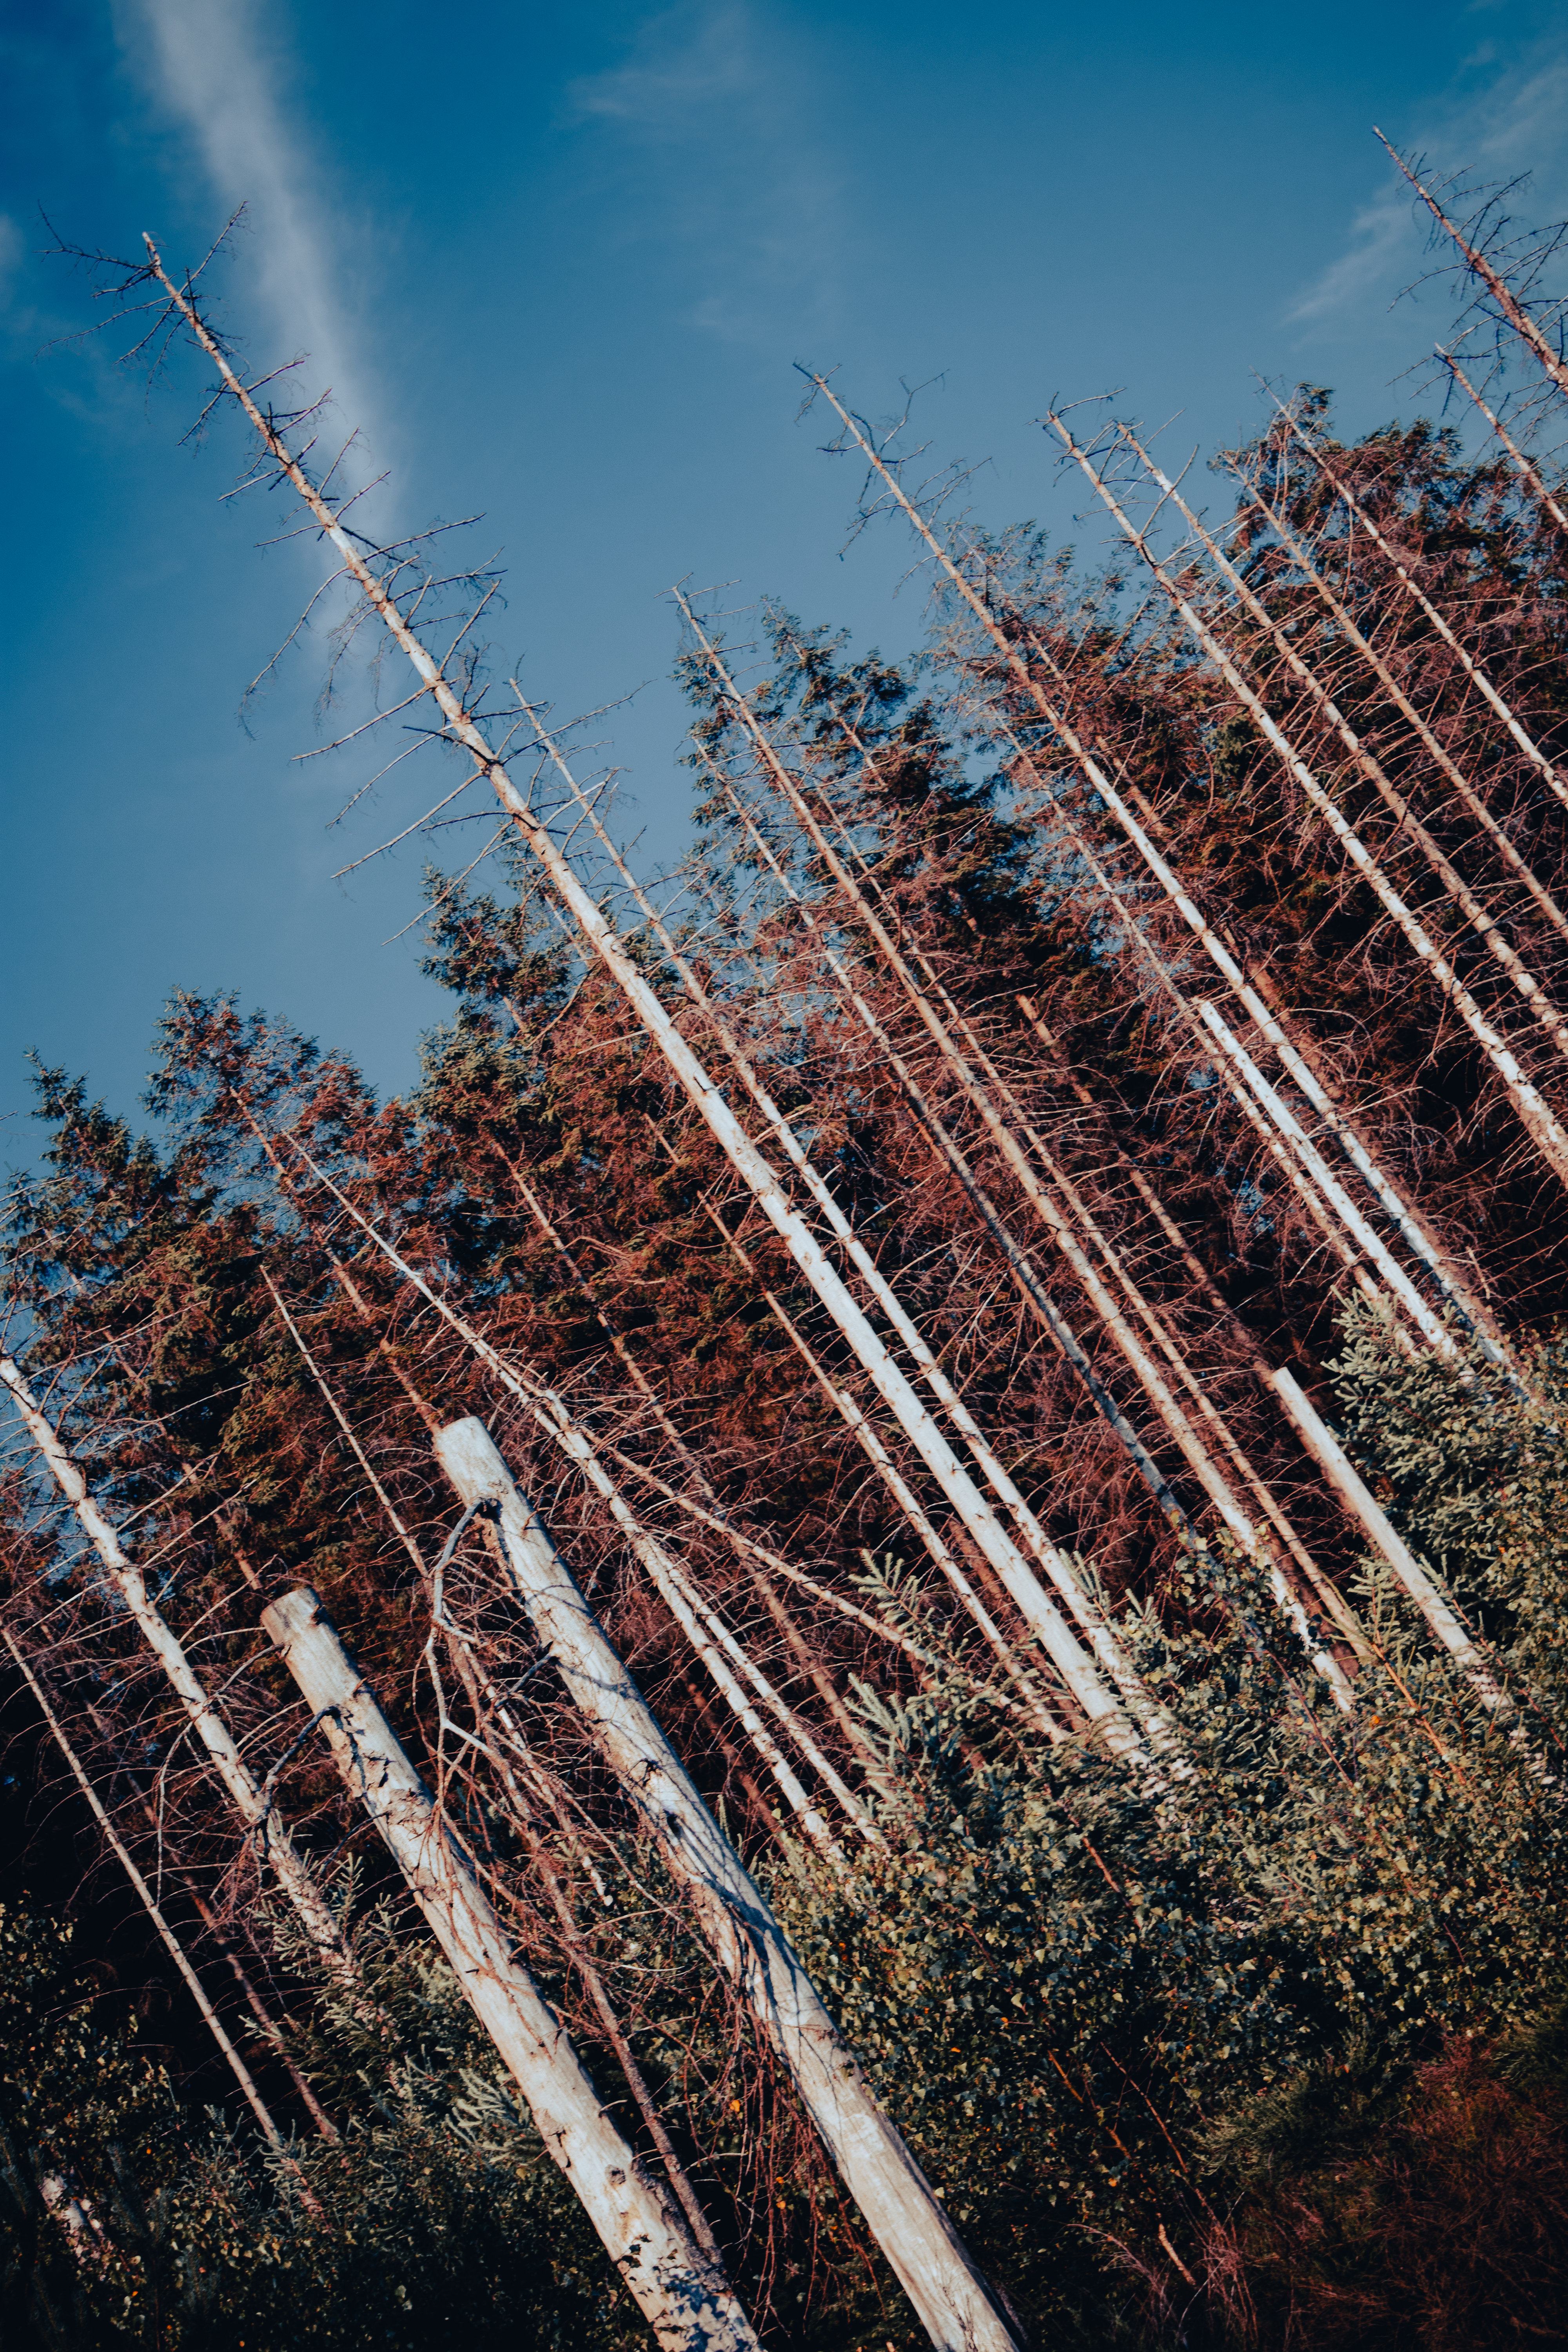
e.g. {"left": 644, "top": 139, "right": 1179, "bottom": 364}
{"left": 269, "top": 1260, "right": 853, "bottom": 1860}
{"left": 515, "top": 708, "right": 1154, "bottom": 1743}
{"left": 433, "top": 1416, "right": 1023, "bottom": 2352}
{"left": 1379, "top": 132, "right": 1568, "bottom": 403}
{"left": 282, "top": 1129, "right": 1149, "bottom": 1766}
{"left": 1438, "top": 347, "right": 1568, "bottom": 539}
{"left": 507, "top": 1165, "right": 878, "bottom": 1769}
{"left": 800, "top": 371, "right": 1506, "bottom": 1367}
{"left": 138, "top": 245, "right": 1137, "bottom": 1757}
{"left": 696, "top": 730, "right": 1350, "bottom": 1703}
{"left": 2, "top": 1626, "right": 285, "bottom": 2150}
{"left": 724, "top": 664, "right": 1365, "bottom": 1667}
{"left": 260, "top": 1588, "right": 760, "bottom": 2352}
{"left": 978, "top": 702, "right": 1441, "bottom": 1352}
{"left": 424, "top": 1598, "right": 730, "bottom": 2264}
{"left": 0, "top": 1355, "right": 357, "bottom": 1980}
{"left": 684, "top": 1176, "right": 1063, "bottom": 1728}
{"left": 1259, "top": 1367, "right": 1504, "bottom": 1704}
{"left": 1124, "top": 425, "right": 1568, "bottom": 1020}
{"left": 1272, "top": 397, "right": 1568, "bottom": 816}
{"left": 76, "top": 1692, "right": 339, "bottom": 2139}
{"left": 1050, "top": 411, "right": 1568, "bottom": 1197}
{"left": 741, "top": 644, "right": 1370, "bottom": 1634}
{"left": 1214, "top": 443, "right": 1568, "bottom": 938}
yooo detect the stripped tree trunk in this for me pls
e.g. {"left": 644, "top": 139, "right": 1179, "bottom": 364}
{"left": 1379, "top": 132, "right": 1568, "bottom": 403}
{"left": 707, "top": 750, "right": 1243, "bottom": 1544}
{"left": 685, "top": 1176, "right": 1064, "bottom": 1728}
{"left": 800, "top": 371, "right": 1506, "bottom": 1367}
{"left": 430, "top": 1415, "right": 1024, "bottom": 2352}
{"left": 1212, "top": 445, "right": 1568, "bottom": 941}
{"left": 1438, "top": 347, "right": 1568, "bottom": 540}
{"left": 138, "top": 244, "right": 1140, "bottom": 1757}
{"left": 264, "top": 1269, "right": 857, "bottom": 1860}
{"left": 1260, "top": 1369, "right": 1506, "bottom": 1707}
{"left": 744, "top": 655, "right": 1370, "bottom": 1661}
{"left": 0, "top": 1355, "right": 356, "bottom": 1980}
{"left": 1122, "top": 425, "right": 1568, "bottom": 1027}
{"left": 259, "top": 1588, "right": 760, "bottom": 2352}
{"left": 976, "top": 702, "right": 1441, "bottom": 1350}
{"left": 2, "top": 1626, "right": 285, "bottom": 2150}
{"left": 742, "top": 634, "right": 1365, "bottom": 1586}
{"left": 1049, "top": 411, "right": 1568, "bottom": 1197}
{"left": 699, "top": 739, "right": 1351, "bottom": 1698}
{"left": 696, "top": 713, "right": 1351, "bottom": 1691}
{"left": 506, "top": 1166, "right": 876, "bottom": 1766}
{"left": 514, "top": 700, "right": 1151, "bottom": 1735}
{"left": 1272, "top": 397, "right": 1568, "bottom": 816}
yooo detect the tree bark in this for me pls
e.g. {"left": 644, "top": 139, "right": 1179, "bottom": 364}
{"left": 260, "top": 1586, "right": 760, "bottom": 2352}
{"left": 432, "top": 1415, "right": 1022, "bottom": 2352}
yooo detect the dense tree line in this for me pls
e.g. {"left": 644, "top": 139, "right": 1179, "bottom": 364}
{"left": 8, "top": 158, "right": 1568, "bottom": 2348}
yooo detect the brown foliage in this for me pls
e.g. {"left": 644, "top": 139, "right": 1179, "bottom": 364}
{"left": 1213, "top": 2038, "right": 1568, "bottom": 2348}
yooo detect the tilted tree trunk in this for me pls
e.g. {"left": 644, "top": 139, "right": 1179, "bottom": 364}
{"left": 973, "top": 698, "right": 1443, "bottom": 1352}
{"left": 800, "top": 370, "right": 1507, "bottom": 1367}
{"left": 1260, "top": 1367, "right": 1505, "bottom": 1705}
{"left": 265, "top": 1265, "right": 857, "bottom": 1862}
{"left": 2, "top": 1626, "right": 285, "bottom": 2150}
{"left": 432, "top": 1415, "right": 1024, "bottom": 2352}
{"left": 1123, "top": 424, "right": 1568, "bottom": 1022}
{"left": 506, "top": 1165, "right": 877, "bottom": 1768}
{"left": 260, "top": 1587, "right": 760, "bottom": 2352}
{"left": 1272, "top": 396, "right": 1568, "bottom": 817}
{"left": 0, "top": 1354, "right": 356, "bottom": 1979}
{"left": 1212, "top": 441, "right": 1568, "bottom": 940}
{"left": 515, "top": 707, "right": 1155, "bottom": 1740}
{"left": 139, "top": 241, "right": 1142, "bottom": 1757}
{"left": 695, "top": 722, "right": 1350, "bottom": 1707}
{"left": 1051, "top": 410, "right": 1568, "bottom": 1197}
{"left": 1438, "top": 347, "right": 1568, "bottom": 540}
{"left": 1380, "top": 131, "right": 1568, "bottom": 404}
{"left": 687, "top": 1178, "right": 1063, "bottom": 1728}
{"left": 742, "top": 642, "right": 1370, "bottom": 1661}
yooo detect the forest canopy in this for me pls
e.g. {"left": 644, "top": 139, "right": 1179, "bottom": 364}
{"left": 7, "top": 147, "right": 1568, "bottom": 2350}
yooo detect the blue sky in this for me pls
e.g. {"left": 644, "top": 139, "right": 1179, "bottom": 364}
{"left": 4, "top": 0, "right": 1568, "bottom": 1157}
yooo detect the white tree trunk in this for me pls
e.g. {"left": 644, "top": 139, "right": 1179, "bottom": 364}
{"left": 432, "top": 1416, "right": 1023, "bottom": 2352}
{"left": 1215, "top": 450, "right": 1568, "bottom": 943}
{"left": 138, "top": 245, "right": 1137, "bottom": 1759}
{"left": 0, "top": 1355, "right": 354, "bottom": 1975}
{"left": 800, "top": 372, "right": 1506, "bottom": 1368}
{"left": 515, "top": 704, "right": 1149, "bottom": 1738}
{"left": 2, "top": 1625, "right": 285, "bottom": 2149}
{"left": 1261, "top": 1367, "right": 1504, "bottom": 1702}
{"left": 698, "top": 740, "right": 1350, "bottom": 1711}
{"left": 260, "top": 1586, "right": 760, "bottom": 2352}
{"left": 1381, "top": 132, "right": 1568, "bottom": 401}
{"left": 976, "top": 703, "right": 1443, "bottom": 1354}
{"left": 1439, "top": 348, "right": 1568, "bottom": 541}
{"left": 1050, "top": 416, "right": 1568, "bottom": 1199}
{"left": 1276, "top": 396, "right": 1568, "bottom": 811}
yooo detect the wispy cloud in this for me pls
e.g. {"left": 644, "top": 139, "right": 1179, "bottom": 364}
{"left": 1287, "top": 185, "right": 1414, "bottom": 327}
{"left": 114, "top": 0, "right": 388, "bottom": 489}
{"left": 569, "top": 0, "right": 755, "bottom": 127}
{"left": 1287, "top": 41, "right": 1568, "bottom": 333}
{"left": 0, "top": 215, "right": 24, "bottom": 320}
{"left": 565, "top": 1, "right": 848, "bottom": 349}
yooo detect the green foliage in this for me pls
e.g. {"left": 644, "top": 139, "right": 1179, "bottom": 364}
{"left": 0, "top": 1891, "right": 642, "bottom": 2351}
{"left": 13, "top": 364, "right": 1568, "bottom": 2348}
{"left": 776, "top": 1321, "right": 1568, "bottom": 2342}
